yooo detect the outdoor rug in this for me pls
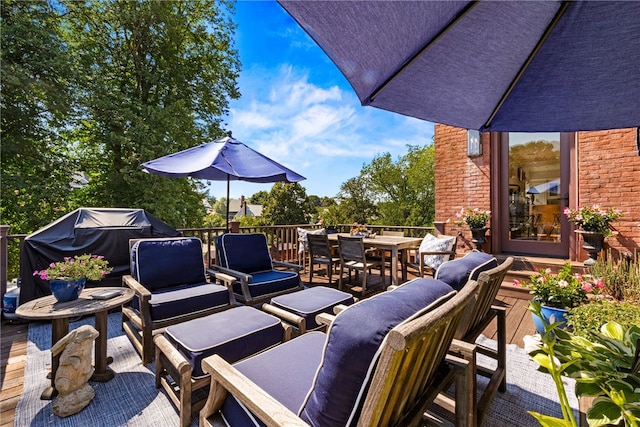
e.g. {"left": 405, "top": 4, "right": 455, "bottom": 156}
{"left": 16, "top": 313, "right": 578, "bottom": 426}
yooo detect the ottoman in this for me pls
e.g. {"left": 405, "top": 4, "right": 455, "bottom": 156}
{"left": 153, "top": 305, "right": 289, "bottom": 427}
{"left": 263, "top": 286, "right": 355, "bottom": 334}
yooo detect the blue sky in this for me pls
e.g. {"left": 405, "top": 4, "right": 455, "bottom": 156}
{"left": 211, "top": 1, "right": 434, "bottom": 200}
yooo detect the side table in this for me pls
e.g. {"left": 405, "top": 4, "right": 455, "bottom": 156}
{"left": 16, "top": 287, "right": 134, "bottom": 400}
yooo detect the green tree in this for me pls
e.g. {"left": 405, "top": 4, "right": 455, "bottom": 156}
{"left": 336, "top": 176, "right": 378, "bottom": 224}
{"left": 359, "top": 145, "right": 435, "bottom": 226}
{"left": 261, "top": 183, "right": 312, "bottom": 225}
{"left": 249, "top": 191, "right": 269, "bottom": 205}
{"left": 61, "top": 0, "right": 240, "bottom": 227}
{"left": 1, "top": 0, "right": 77, "bottom": 235}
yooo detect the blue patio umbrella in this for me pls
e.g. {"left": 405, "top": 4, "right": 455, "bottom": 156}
{"left": 279, "top": 1, "right": 640, "bottom": 132}
{"left": 141, "top": 131, "right": 305, "bottom": 230}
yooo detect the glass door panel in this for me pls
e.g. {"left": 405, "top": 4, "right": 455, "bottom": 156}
{"left": 501, "top": 132, "right": 569, "bottom": 256}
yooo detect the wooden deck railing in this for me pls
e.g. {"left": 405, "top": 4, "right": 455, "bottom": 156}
{"left": 0, "top": 223, "right": 435, "bottom": 308}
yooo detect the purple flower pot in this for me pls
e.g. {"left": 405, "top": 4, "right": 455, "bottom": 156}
{"left": 49, "top": 278, "right": 86, "bottom": 302}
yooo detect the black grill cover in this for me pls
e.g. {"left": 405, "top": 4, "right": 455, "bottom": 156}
{"left": 20, "top": 207, "right": 180, "bottom": 304}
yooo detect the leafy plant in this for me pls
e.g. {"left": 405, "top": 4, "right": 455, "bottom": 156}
{"left": 455, "top": 207, "right": 490, "bottom": 229}
{"left": 516, "top": 263, "right": 600, "bottom": 309}
{"left": 569, "top": 300, "right": 640, "bottom": 339}
{"left": 564, "top": 205, "right": 623, "bottom": 237}
{"left": 33, "top": 254, "right": 112, "bottom": 281}
{"left": 526, "top": 301, "right": 640, "bottom": 427}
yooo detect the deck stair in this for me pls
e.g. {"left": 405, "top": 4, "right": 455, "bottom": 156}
{"left": 496, "top": 255, "right": 586, "bottom": 298}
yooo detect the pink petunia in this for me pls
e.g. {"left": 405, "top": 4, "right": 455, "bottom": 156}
{"left": 558, "top": 280, "right": 568, "bottom": 288}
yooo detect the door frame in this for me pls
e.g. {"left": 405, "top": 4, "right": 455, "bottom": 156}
{"left": 490, "top": 132, "right": 575, "bottom": 257}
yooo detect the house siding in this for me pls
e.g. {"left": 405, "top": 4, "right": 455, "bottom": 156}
{"left": 435, "top": 124, "right": 640, "bottom": 261}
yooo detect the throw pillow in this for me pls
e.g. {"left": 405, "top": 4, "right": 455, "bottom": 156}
{"left": 297, "top": 228, "right": 326, "bottom": 254}
{"left": 419, "top": 233, "right": 456, "bottom": 270}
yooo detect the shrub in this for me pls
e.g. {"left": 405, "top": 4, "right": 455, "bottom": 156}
{"left": 568, "top": 300, "right": 640, "bottom": 339}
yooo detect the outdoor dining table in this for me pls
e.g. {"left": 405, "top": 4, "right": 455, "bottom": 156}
{"left": 327, "top": 233, "right": 422, "bottom": 287}
{"left": 15, "top": 287, "right": 134, "bottom": 400}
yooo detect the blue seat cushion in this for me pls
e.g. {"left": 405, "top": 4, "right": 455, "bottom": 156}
{"left": 164, "top": 306, "right": 283, "bottom": 378}
{"left": 435, "top": 250, "right": 498, "bottom": 291}
{"left": 270, "top": 287, "right": 355, "bottom": 330}
{"left": 217, "top": 233, "right": 273, "bottom": 274}
{"left": 221, "top": 332, "right": 326, "bottom": 427}
{"left": 146, "top": 283, "right": 231, "bottom": 322}
{"left": 131, "top": 237, "right": 206, "bottom": 291}
{"left": 299, "top": 278, "right": 456, "bottom": 427}
{"left": 237, "top": 270, "right": 300, "bottom": 299}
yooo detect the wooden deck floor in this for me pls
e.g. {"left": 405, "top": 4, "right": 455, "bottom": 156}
{"left": 0, "top": 268, "right": 534, "bottom": 426}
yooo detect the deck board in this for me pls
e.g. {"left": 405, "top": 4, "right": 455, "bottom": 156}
{"left": 0, "top": 268, "right": 534, "bottom": 424}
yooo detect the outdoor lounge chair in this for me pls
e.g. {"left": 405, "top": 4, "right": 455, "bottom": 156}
{"left": 122, "top": 237, "right": 236, "bottom": 365}
{"left": 211, "top": 233, "right": 304, "bottom": 305}
{"left": 199, "top": 276, "right": 481, "bottom": 427}
{"left": 420, "top": 251, "right": 512, "bottom": 425}
{"left": 449, "top": 256, "right": 514, "bottom": 425}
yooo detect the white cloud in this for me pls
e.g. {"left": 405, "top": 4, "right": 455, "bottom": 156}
{"left": 223, "top": 65, "right": 434, "bottom": 199}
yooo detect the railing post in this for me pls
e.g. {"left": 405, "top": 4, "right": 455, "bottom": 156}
{"left": 1, "top": 225, "right": 10, "bottom": 309}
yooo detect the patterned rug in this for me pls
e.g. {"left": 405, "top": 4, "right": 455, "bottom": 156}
{"left": 16, "top": 313, "right": 578, "bottom": 426}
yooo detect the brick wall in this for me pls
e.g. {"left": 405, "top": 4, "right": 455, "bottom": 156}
{"left": 576, "top": 128, "right": 640, "bottom": 259}
{"left": 435, "top": 124, "right": 640, "bottom": 260}
{"left": 435, "top": 125, "right": 492, "bottom": 252}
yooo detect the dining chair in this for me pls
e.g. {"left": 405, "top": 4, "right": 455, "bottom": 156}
{"left": 337, "top": 235, "right": 384, "bottom": 296}
{"left": 306, "top": 233, "right": 340, "bottom": 285}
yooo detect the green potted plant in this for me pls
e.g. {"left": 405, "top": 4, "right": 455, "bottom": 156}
{"left": 564, "top": 205, "right": 624, "bottom": 265}
{"left": 515, "top": 263, "right": 600, "bottom": 333}
{"left": 34, "top": 254, "right": 112, "bottom": 302}
{"left": 525, "top": 303, "right": 640, "bottom": 427}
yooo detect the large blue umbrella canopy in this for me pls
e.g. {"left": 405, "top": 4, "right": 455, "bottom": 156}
{"left": 141, "top": 132, "right": 305, "bottom": 228}
{"left": 279, "top": 1, "right": 640, "bottom": 132}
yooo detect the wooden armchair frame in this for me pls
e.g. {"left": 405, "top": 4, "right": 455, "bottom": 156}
{"left": 452, "top": 257, "right": 514, "bottom": 425}
{"left": 199, "top": 278, "right": 483, "bottom": 427}
{"left": 121, "top": 271, "right": 236, "bottom": 365}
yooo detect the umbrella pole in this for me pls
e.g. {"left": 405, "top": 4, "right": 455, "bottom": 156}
{"left": 226, "top": 177, "right": 230, "bottom": 233}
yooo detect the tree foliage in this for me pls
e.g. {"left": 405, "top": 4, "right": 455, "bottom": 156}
{"left": 1, "top": 0, "right": 77, "bottom": 234}
{"left": 60, "top": 0, "right": 241, "bottom": 228}
{"left": 335, "top": 144, "right": 435, "bottom": 226}
{"left": 261, "top": 183, "right": 312, "bottom": 225}
{"left": 1, "top": 0, "right": 241, "bottom": 236}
